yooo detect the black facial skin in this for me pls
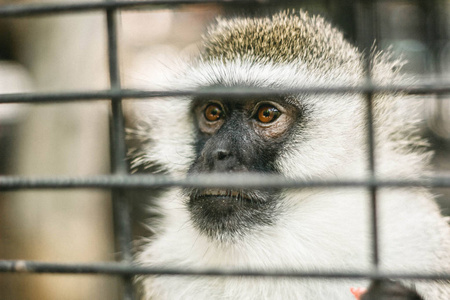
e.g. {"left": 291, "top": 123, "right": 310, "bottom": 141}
{"left": 185, "top": 95, "right": 302, "bottom": 241}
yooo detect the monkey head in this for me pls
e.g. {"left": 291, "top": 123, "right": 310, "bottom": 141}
{"left": 128, "top": 11, "right": 419, "bottom": 242}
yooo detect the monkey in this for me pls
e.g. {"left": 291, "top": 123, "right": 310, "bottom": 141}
{"left": 126, "top": 10, "right": 450, "bottom": 300}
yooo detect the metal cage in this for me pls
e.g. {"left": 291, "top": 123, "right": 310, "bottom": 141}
{"left": 0, "top": 1, "right": 449, "bottom": 299}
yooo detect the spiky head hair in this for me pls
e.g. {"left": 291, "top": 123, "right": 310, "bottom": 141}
{"left": 202, "top": 10, "right": 361, "bottom": 72}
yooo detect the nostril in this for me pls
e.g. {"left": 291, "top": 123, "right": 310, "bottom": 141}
{"left": 214, "top": 149, "right": 230, "bottom": 161}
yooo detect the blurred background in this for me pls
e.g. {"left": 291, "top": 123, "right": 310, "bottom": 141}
{"left": 0, "top": 0, "right": 449, "bottom": 299}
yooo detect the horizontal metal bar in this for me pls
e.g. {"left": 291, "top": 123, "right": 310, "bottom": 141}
{"left": 0, "top": 0, "right": 265, "bottom": 18}
{"left": 1, "top": 174, "right": 449, "bottom": 191}
{"left": 1, "top": 260, "right": 450, "bottom": 281}
{"left": 0, "top": 82, "right": 450, "bottom": 104}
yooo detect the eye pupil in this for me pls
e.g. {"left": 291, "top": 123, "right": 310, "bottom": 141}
{"left": 257, "top": 105, "right": 280, "bottom": 123}
{"left": 205, "top": 104, "right": 223, "bottom": 122}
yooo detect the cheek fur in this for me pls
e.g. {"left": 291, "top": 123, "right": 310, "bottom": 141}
{"left": 134, "top": 97, "right": 197, "bottom": 175}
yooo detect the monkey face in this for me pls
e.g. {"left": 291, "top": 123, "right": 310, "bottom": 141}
{"left": 129, "top": 58, "right": 368, "bottom": 241}
{"left": 185, "top": 96, "right": 301, "bottom": 240}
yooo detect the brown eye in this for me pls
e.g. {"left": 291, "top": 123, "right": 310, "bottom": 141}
{"left": 257, "top": 105, "right": 281, "bottom": 123}
{"left": 204, "top": 103, "right": 223, "bottom": 122}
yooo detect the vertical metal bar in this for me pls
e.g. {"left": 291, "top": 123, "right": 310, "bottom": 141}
{"left": 105, "top": 1, "right": 136, "bottom": 299}
{"left": 366, "top": 92, "right": 379, "bottom": 268}
{"left": 357, "top": 0, "right": 379, "bottom": 268}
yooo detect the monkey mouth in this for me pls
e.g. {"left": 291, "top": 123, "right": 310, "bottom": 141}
{"left": 187, "top": 187, "right": 273, "bottom": 208}
{"left": 195, "top": 189, "right": 253, "bottom": 201}
{"left": 186, "top": 187, "right": 277, "bottom": 240}
{"left": 188, "top": 187, "right": 270, "bottom": 215}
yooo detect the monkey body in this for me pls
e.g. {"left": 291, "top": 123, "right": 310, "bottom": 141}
{"left": 138, "top": 188, "right": 450, "bottom": 299}
{"left": 129, "top": 11, "right": 450, "bottom": 300}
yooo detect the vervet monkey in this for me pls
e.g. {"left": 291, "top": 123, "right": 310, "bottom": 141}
{"left": 127, "top": 10, "right": 450, "bottom": 300}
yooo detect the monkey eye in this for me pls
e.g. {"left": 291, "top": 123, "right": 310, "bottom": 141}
{"left": 256, "top": 105, "right": 281, "bottom": 123}
{"left": 204, "top": 103, "right": 224, "bottom": 122}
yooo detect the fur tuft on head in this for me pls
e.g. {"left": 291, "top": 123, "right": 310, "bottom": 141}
{"left": 203, "top": 10, "right": 360, "bottom": 72}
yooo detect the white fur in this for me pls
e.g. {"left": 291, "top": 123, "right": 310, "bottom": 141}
{"left": 137, "top": 188, "right": 450, "bottom": 299}
{"left": 128, "top": 45, "right": 450, "bottom": 300}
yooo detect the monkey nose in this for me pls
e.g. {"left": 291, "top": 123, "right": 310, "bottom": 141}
{"left": 214, "top": 149, "right": 231, "bottom": 161}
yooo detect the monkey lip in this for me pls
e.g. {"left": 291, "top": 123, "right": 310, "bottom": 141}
{"left": 187, "top": 187, "right": 275, "bottom": 237}
{"left": 195, "top": 189, "right": 252, "bottom": 201}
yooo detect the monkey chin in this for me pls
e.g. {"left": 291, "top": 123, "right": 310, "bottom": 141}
{"left": 186, "top": 187, "right": 278, "bottom": 242}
